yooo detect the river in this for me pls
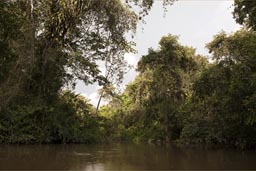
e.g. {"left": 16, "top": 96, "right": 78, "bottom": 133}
{"left": 0, "top": 143, "right": 255, "bottom": 170}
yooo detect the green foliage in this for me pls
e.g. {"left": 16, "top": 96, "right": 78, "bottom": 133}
{"left": 0, "top": 0, "right": 173, "bottom": 144}
{"left": 181, "top": 30, "right": 256, "bottom": 148}
{"left": 100, "top": 30, "right": 256, "bottom": 149}
{"left": 0, "top": 91, "right": 107, "bottom": 144}
{"left": 233, "top": 0, "right": 256, "bottom": 30}
{"left": 100, "top": 35, "right": 207, "bottom": 143}
{"left": 2, "top": 0, "right": 256, "bottom": 150}
{"left": 0, "top": 0, "right": 141, "bottom": 110}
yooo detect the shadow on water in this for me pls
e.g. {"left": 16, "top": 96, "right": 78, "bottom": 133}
{"left": 0, "top": 143, "right": 256, "bottom": 170}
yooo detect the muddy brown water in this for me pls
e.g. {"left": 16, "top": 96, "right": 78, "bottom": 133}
{"left": 0, "top": 143, "right": 255, "bottom": 170}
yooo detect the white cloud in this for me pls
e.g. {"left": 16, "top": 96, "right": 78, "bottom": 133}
{"left": 124, "top": 53, "right": 138, "bottom": 66}
{"left": 80, "top": 91, "right": 109, "bottom": 107}
{"left": 88, "top": 92, "right": 99, "bottom": 106}
{"left": 80, "top": 92, "right": 99, "bottom": 107}
{"left": 97, "top": 60, "right": 106, "bottom": 76}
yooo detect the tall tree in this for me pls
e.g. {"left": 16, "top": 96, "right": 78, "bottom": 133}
{"left": 136, "top": 35, "right": 205, "bottom": 141}
{"left": 0, "top": 0, "right": 175, "bottom": 110}
{"left": 101, "top": 35, "right": 207, "bottom": 142}
{"left": 184, "top": 30, "right": 256, "bottom": 147}
{"left": 0, "top": 0, "right": 137, "bottom": 109}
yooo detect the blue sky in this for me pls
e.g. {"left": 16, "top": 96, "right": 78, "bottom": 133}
{"left": 76, "top": 0, "right": 241, "bottom": 106}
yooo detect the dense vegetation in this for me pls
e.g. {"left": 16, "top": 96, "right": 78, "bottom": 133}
{"left": 0, "top": 0, "right": 170, "bottom": 143}
{"left": 99, "top": 30, "right": 256, "bottom": 149}
{"left": 0, "top": 0, "right": 256, "bottom": 149}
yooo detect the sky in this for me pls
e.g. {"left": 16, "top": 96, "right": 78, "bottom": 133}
{"left": 75, "top": 0, "right": 242, "bottom": 106}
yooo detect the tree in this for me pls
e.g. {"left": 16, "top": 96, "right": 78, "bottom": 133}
{"left": 101, "top": 34, "right": 207, "bottom": 143}
{"left": 0, "top": 0, "right": 176, "bottom": 143}
{"left": 233, "top": 0, "right": 256, "bottom": 30}
{"left": 0, "top": 0, "right": 138, "bottom": 110}
{"left": 95, "top": 49, "right": 130, "bottom": 115}
{"left": 183, "top": 30, "right": 256, "bottom": 148}
{"left": 136, "top": 35, "right": 205, "bottom": 141}
{"left": 0, "top": 0, "right": 176, "bottom": 110}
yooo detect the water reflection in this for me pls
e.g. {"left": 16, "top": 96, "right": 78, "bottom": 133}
{"left": 82, "top": 163, "right": 104, "bottom": 171}
{"left": 0, "top": 143, "right": 255, "bottom": 170}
